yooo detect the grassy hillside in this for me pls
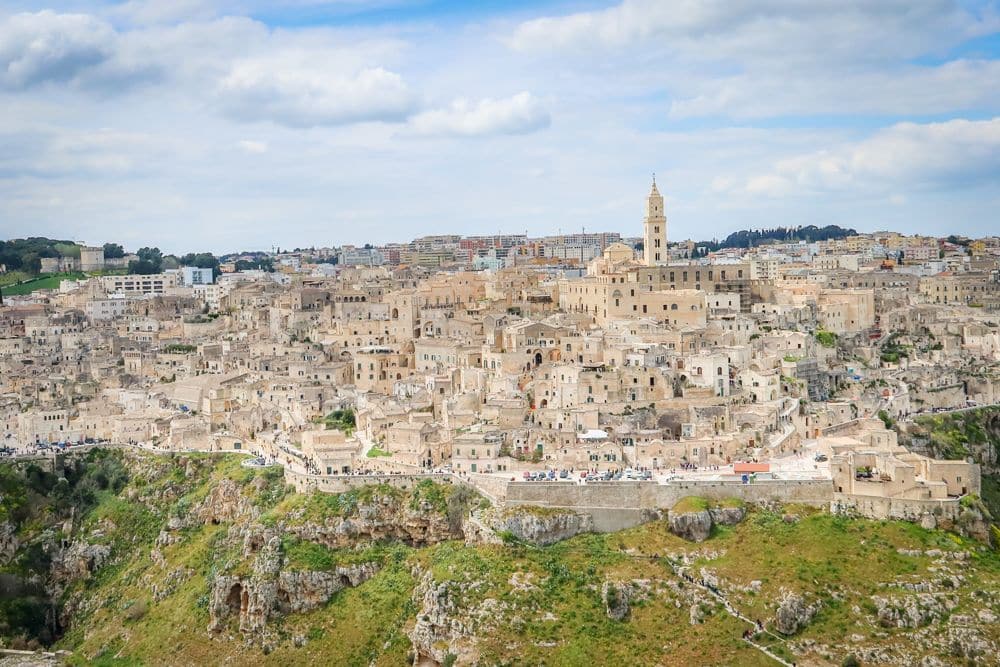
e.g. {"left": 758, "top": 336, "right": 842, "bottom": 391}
{"left": 1, "top": 272, "right": 87, "bottom": 296}
{"left": 1, "top": 451, "right": 998, "bottom": 666}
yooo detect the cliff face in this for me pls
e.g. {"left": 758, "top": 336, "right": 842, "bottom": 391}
{"left": 903, "top": 406, "right": 1000, "bottom": 472}
{"left": 0, "top": 451, "right": 480, "bottom": 654}
{"left": 473, "top": 506, "right": 594, "bottom": 546}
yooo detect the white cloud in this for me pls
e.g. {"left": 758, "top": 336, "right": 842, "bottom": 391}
{"left": 668, "top": 60, "right": 1000, "bottom": 119}
{"left": 0, "top": 126, "right": 168, "bottom": 178}
{"left": 725, "top": 118, "right": 1000, "bottom": 197}
{"left": 0, "top": 11, "right": 115, "bottom": 88}
{"left": 510, "top": 0, "right": 995, "bottom": 61}
{"left": 236, "top": 139, "right": 268, "bottom": 154}
{"left": 0, "top": 10, "right": 163, "bottom": 91}
{"left": 508, "top": 1, "right": 1000, "bottom": 120}
{"left": 406, "top": 92, "right": 550, "bottom": 138}
{"left": 216, "top": 53, "right": 417, "bottom": 128}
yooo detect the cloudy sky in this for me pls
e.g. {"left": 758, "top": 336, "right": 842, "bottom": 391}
{"left": 2, "top": 0, "right": 999, "bottom": 254}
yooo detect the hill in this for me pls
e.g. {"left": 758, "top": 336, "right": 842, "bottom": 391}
{"left": 699, "top": 225, "right": 857, "bottom": 252}
{"left": 0, "top": 450, "right": 997, "bottom": 666}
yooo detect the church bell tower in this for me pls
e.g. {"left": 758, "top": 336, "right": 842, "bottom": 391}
{"left": 643, "top": 175, "right": 667, "bottom": 266}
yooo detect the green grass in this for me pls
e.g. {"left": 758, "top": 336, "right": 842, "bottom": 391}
{"left": 0, "top": 270, "right": 32, "bottom": 287}
{"left": 366, "top": 447, "right": 391, "bottom": 458}
{"left": 1, "top": 271, "right": 86, "bottom": 295}
{"left": 672, "top": 496, "right": 710, "bottom": 513}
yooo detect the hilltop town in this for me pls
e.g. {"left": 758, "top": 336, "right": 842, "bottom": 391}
{"left": 3, "top": 180, "right": 1000, "bottom": 531}
{"left": 2, "top": 182, "right": 1000, "bottom": 665}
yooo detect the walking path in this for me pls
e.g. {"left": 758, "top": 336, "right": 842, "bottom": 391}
{"left": 664, "top": 557, "right": 794, "bottom": 667}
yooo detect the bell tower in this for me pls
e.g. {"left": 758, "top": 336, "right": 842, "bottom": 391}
{"left": 643, "top": 175, "right": 667, "bottom": 266}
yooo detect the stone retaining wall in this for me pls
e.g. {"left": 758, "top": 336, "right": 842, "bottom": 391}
{"left": 831, "top": 493, "right": 963, "bottom": 522}
{"left": 506, "top": 479, "right": 833, "bottom": 531}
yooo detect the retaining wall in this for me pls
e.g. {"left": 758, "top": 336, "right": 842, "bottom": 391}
{"left": 505, "top": 479, "right": 833, "bottom": 532}
{"left": 831, "top": 493, "right": 963, "bottom": 522}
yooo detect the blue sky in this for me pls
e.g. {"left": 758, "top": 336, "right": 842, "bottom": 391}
{"left": 1, "top": 0, "right": 999, "bottom": 254}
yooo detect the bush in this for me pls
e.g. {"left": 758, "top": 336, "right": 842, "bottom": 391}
{"left": 815, "top": 330, "right": 838, "bottom": 348}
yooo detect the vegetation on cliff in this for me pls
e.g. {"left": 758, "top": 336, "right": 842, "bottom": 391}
{"left": 907, "top": 406, "right": 1000, "bottom": 523}
{"left": 0, "top": 452, "right": 998, "bottom": 666}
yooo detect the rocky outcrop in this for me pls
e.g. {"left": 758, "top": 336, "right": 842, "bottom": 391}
{"left": 668, "top": 510, "right": 713, "bottom": 542}
{"left": 287, "top": 493, "right": 460, "bottom": 549}
{"left": 195, "top": 478, "right": 260, "bottom": 526}
{"left": 774, "top": 590, "right": 818, "bottom": 635}
{"left": 602, "top": 581, "right": 632, "bottom": 621}
{"left": 50, "top": 542, "right": 111, "bottom": 589}
{"left": 476, "top": 506, "right": 593, "bottom": 546}
{"left": 709, "top": 506, "right": 746, "bottom": 526}
{"left": 669, "top": 499, "right": 747, "bottom": 542}
{"left": 208, "top": 561, "right": 379, "bottom": 637}
{"left": 408, "top": 569, "right": 479, "bottom": 666}
{"left": 0, "top": 521, "right": 19, "bottom": 565}
{"left": 871, "top": 593, "right": 957, "bottom": 629}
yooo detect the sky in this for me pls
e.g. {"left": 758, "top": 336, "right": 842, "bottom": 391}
{"left": 1, "top": 0, "right": 999, "bottom": 254}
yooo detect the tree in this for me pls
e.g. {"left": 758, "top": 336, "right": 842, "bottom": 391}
{"left": 102, "top": 243, "right": 125, "bottom": 259}
{"left": 130, "top": 247, "right": 163, "bottom": 274}
{"left": 128, "top": 259, "right": 160, "bottom": 275}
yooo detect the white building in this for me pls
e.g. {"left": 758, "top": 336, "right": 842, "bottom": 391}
{"left": 182, "top": 267, "right": 215, "bottom": 286}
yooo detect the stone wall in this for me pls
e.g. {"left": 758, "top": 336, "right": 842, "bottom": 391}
{"left": 505, "top": 479, "right": 832, "bottom": 532}
{"left": 831, "top": 493, "right": 963, "bottom": 522}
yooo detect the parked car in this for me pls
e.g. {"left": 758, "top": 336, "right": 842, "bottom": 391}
{"left": 558, "top": 469, "right": 569, "bottom": 479}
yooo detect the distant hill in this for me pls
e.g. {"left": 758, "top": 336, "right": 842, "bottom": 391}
{"left": 699, "top": 225, "right": 856, "bottom": 252}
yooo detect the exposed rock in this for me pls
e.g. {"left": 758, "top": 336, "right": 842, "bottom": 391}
{"left": 478, "top": 506, "right": 593, "bottom": 546}
{"left": 871, "top": 593, "right": 954, "bottom": 628}
{"left": 781, "top": 513, "right": 800, "bottom": 524}
{"left": 689, "top": 603, "right": 705, "bottom": 625}
{"left": 668, "top": 510, "right": 712, "bottom": 542}
{"left": 463, "top": 513, "right": 504, "bottom": 546}
{"left": 709, "top": 506, "right": 746, "bottom": 526}
{"left": 0, "top": 521, "right": 20, "bottom": 565}
{"left": 50, "top": 541, "right": 111, "bottom": 588}
{"left": 208, "top": 561, "right": 379, "bottom": 637}
{"left": 408, "top": 570, "right": 479, "bottom": 666}
{"left": 288, "top": 492, "right": 461, "bottom": 549}
{"left": 774, "top": 590, "right": 817, "bottom": 635}
{"left": 150, "top": 566, "right": 192, "bottom": 601}
{"left": 955, "top": 504, "right": 992, "bottom": 543}
{"left": 602, "top": 581, "right": 631, "bottom": 621}
{"left": 195, "top": 478, "right": 260, "bottom": 526}
{"left": 945, "top": 625, "right": 993, "bottom": 659}
{"left": 919, "top": 512, "right": 937, "bottom": 530}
